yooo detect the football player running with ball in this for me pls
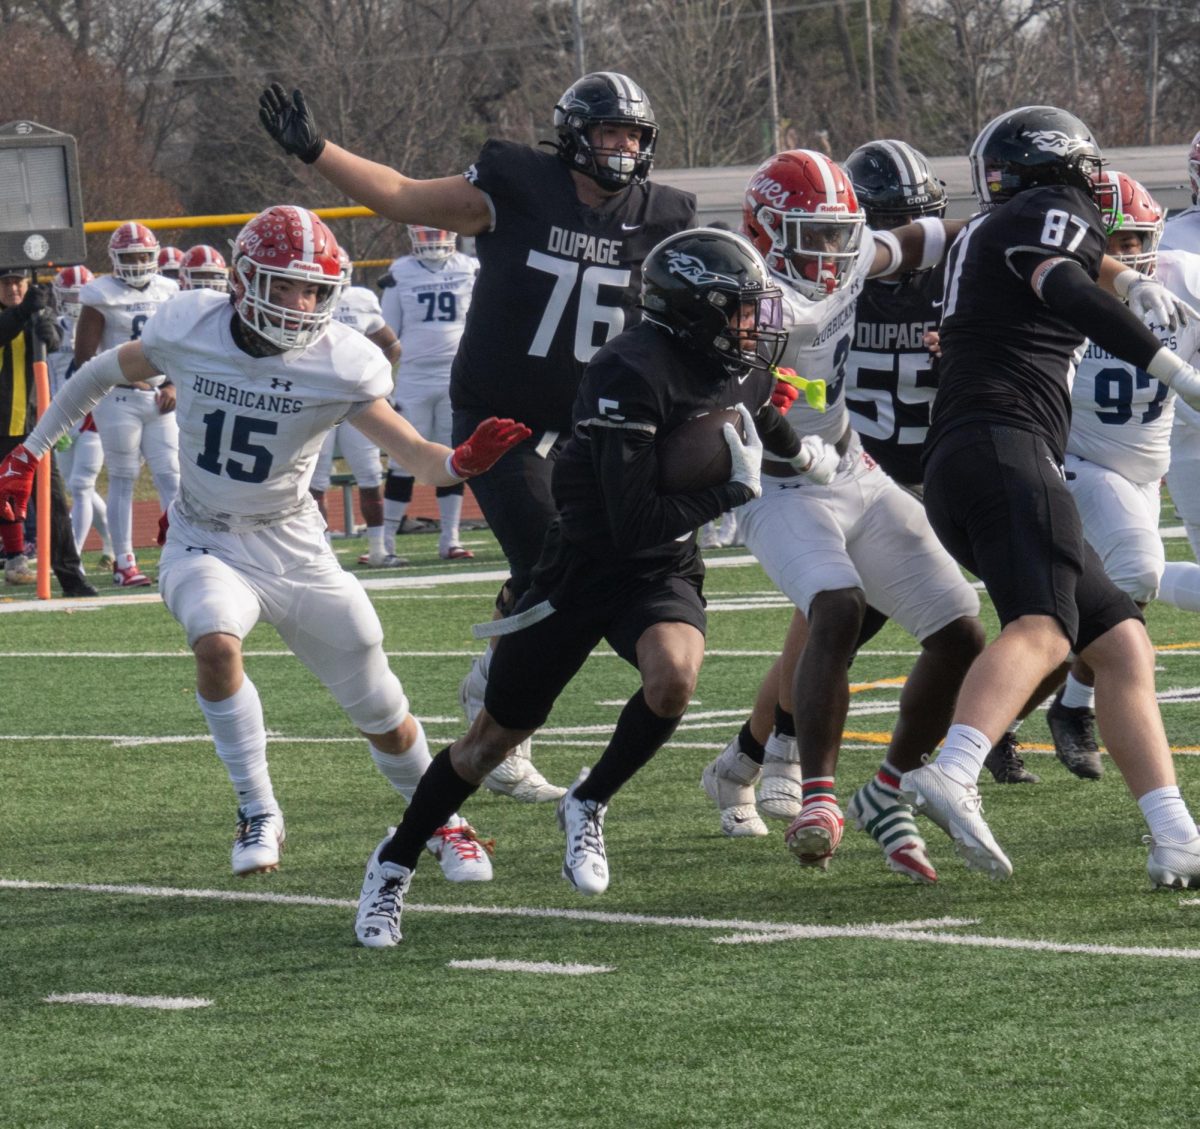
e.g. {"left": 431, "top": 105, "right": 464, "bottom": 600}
{"left": 347, "top": 229, "right": 826, "bottom": 948}
{"left": 0, "top": 206, "right": 529, "bottom": 886}
{"left": 258, "top": 72, "right": 695, "bottom": 805}
{"left": 916, "top": 106, "right": 1200, "bottom": 886}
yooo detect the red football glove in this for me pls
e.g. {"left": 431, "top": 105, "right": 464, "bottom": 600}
{"left": 770, "top": 370, "right": 800, "bottom": 413}
{"left": 0, "top": 443, "right": 38, "bottom": 522}
{"left": 449, "top": 417, "right": 532, "bottom": 478}
{"left": 157, "top": 510, "right": 170, "bottom": 546}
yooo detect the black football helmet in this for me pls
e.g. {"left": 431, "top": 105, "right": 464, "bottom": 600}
{"left": 844, "top": 140, "right": 947, "bottom": 229}
{"left": 553, "top": 71, "right": 658, "bottom": 191}
{"left": 641, "top": 228, "right": 786, "bottom": 374}
{"left": 969, "top": 105, "right": 1103, "bottom": 211}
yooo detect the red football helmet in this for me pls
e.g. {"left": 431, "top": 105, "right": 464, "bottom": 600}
{"left": 1189, "top": 130, "right": 1200, "bottom": 206}
{"left": 157, "top": 246, "right": 185, "bottom": 278}
{"left": 179, "top": 244, "right": 229, "bottom": 292}
{"left": 407, "top": 225, "right": 456, "bottom": 264}
{"left": 743, "top": 150, "right": 864, "bottom": 299}
{"left": 230, "top": 205, "right": 344, "bottom": 349}
{"left": 1096, "top": 171, "right": 1164, "bottom": 276}
{"left": 51, "top": 265, "right": 95, "bottom": 320}
{"left": 108, "top": 222, "right": 161, "bottom": 287}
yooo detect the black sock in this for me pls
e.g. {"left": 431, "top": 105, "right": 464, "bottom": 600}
{"left": 772, "top": 704, "right": 795, "bottom": 740}
{"left": 378, "top": 747, "right": 479, "bottom": 870}
{"left": 574, "top": 690, "right": 683, "bottom": 805}
{"left": 738, "top": 719, "right": 766, "bottom": 765}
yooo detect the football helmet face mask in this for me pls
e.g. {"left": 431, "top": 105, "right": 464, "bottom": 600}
{"left": 969, "top": 105, "right": 1104, "bottom": 212}
{"left": 844, "top": 139, "right": 947, "bottom": 229}
{"left": 743, "top": 150, "right": 865, "bottom": 300}
{"left": 1188, "top": 130, "right": 1200, "bottom": 205}
{"left": 641, "top": 228, "right": 786, "bottom": 374}
{"left": 229, "top": 205, "right": 344, "bottom": 349}
{"left": 407, "top": 225, "right": 456, "bottom": 264}
{"left": 1096, "top": 171, "right": 1164, "bottom": 276}
{"left": 51, "top": 265, "right": 95, "bottom": 320}
{"left": 157, "top": 246, "right": 184, "bottom": 279}
{"left": 108, "top": 222, "right": 161, "bottom": 288}
{"left": 553, "top": 71, "right": 658, "bottom": 192}
{"left": 179, "top": 245, "right": 230, "bottom": 292}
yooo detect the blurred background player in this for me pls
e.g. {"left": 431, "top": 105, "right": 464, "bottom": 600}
{"left": 259, "top": 71, "right": 695, "bottom": 803}
{"left": 49, "top": 265, "right": 115, "bottom": 568}
{"left": 74, "top": 222, "right": 180, "bottom": 586}
{"left": 378, "top": 225, "right": 479, "bottom": 561}
{"left": 178, "top": 245, "right": 230, "bottom": 292}
{"left": 308, "top": 248, "right": 402, "bottom": 566}
{"left": 0, "top": 205, "right": 527, "bottom": 882}
{"left": 1158, "top": 130, "right": 1200, "bottom": 255}
{"left": 157, "top": 246, "right": 184, "bottom": 283}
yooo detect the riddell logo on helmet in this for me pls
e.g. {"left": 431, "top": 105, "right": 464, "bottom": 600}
{"left": 1026, "top": 130, "right": 1089, "bottom": 157}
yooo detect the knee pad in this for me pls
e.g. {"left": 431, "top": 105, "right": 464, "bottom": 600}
{"left": 435, "top": 482, "right": 465, "bottom": 499}
{"left": 384, "top": 472, "right": 414, "bottom": 503}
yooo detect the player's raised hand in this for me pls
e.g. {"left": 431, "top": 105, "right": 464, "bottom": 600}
{"left": 724, "top": 403, "right": 763, "bottom": 498}
{"left": 258, "top": 82, "right": 325, "bottom": 164}
{"left": 449, "top": 417, "right": 532, "bottom": 478}
{"left": 0, "top": 444, "right": 38, "bottom": 522}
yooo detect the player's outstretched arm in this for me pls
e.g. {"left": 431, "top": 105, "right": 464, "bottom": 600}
{"left": 258, "top": 83, "right": 491, "bottom": 235}
{"left": 350, "top": 399, "right": 530, "bottom": 486}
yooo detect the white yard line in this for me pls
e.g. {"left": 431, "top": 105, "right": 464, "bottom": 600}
{"left": 447, "top": 959, "right": 614, "bottom": 975}
{"left": 43, "top": 992, "right": 212, "bottom": 1009}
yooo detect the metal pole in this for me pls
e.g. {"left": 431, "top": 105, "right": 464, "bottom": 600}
{"left": 765, "top": 0, "right": 781, "bottom": 154}
{"left": 864, "top": 0, "right": 877, "bottom": 138}
{"left": 1146, "top": 4, "right": 1159, "bottom": 145}
{"left": 573, "top": 0, "right": 585, "bottom": 76}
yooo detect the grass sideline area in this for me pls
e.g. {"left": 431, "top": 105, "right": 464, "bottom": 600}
{"left": 4, "top": 517, "right": 1200, "bottom": 1127}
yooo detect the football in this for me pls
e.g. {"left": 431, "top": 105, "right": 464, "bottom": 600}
{"left": 657, "top": 407, "right": 745, "bottom": 495}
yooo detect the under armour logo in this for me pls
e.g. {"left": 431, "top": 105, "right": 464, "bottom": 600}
{"left": 270, "top": 378, "right": 293, "bottom": 391}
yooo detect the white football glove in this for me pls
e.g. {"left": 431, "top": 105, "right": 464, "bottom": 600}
{"left": 789, "top": 435, "right": 840, "bottom": 484}
{"left": 1147, "top": 347, "right": 1200, "bottom": 411}
{"left": 723, "top": 403, "right": 763, "bottom": 498}
{"left": 1116, "top": 270, "right": 1200, "bottom": 332}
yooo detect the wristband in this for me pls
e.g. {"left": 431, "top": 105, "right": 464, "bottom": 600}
{"left": 1111, "top": 267, "right": 1140, "bottom": 300}
{"left": 445, "top": 452, "right": 466, "bottom": 482}
{"left": 870, "top": 230, "right": 901, "bottom": 277}
{"left": 914, "top": 217, "right": 947, "bottom": 270}
{"left": 1146, "top": 346, "right": 1187, "bottom": 384}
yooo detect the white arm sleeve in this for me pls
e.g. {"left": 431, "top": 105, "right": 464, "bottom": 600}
{"left": 22, "top": 348, "right": 125, "bottom": 458}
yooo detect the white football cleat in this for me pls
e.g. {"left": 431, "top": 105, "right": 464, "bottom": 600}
{"left": 231, "top": 805, "right": 285, "bottom": 876}
{"left": 756, "top": 733, "right": 803, "bottom": 821}
{"left": 426, "top": 814, "right": 494, "bottom": 882}
{"left": 900, "top": 763, "right": 1012, "bottom": 880}
{"left": 701, "top": 737, "right": 769, "bottom": 837}
{"left": 1147, "top": 833, "right": 1200, "bottom": 889}
{"left": 557, "top": 768, "right": 609, "bottom": 895}
{"left": 355, "top": 838, "right": 411, "bottom": 948}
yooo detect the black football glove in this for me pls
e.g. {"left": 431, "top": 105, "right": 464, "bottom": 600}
{"left": 17, "top": 282, "right": 47, "bottom": 319}
{"left": 376, "top": 272, "right": 396, "bottom": 290}
{"left": 258, "top": 82, "right": 325, "bottom": 164}
{"left": 32, "top": 312, "right": 60, "bottom": 349}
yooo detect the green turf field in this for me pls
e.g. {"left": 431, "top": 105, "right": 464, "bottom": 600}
{"left": 4, "top": 521, "right": 1200, "bottom": 1129}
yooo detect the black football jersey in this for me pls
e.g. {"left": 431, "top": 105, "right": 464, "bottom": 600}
{"left": 541, "top": 324, "right": 773, "bottom": 600}
{"left": 927, "top": 184, "right": 1106, "bottom": 461}
{"left": 846, "top": 267, "right": 943, "bottom": 486}
{"left": 452, "top": 140, "right": 696, "bottom": 434}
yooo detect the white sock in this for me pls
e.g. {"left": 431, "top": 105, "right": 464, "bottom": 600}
{"left": 106, "top": 474, "right": 136, "bottom": 560}
{"left": 366, "top": 525, "right": 386, "bottom": 559}
{"left": 1060, "top": 672, "right": 1095, "bottom": 710}
{"left": 384, "top": 496, "right": 410, "bottom": 546}
{"left": 1138, "top": 785, "right": 1199, "bottom": 845}
{"left": 369, "top": 720, "right": 432, "bottom": 801}
{"left": 934, "top": 723, "right": 990, "bottom": 786}
{"left": 1006, "top": 719, "right": 1022, "bottom": 735}
{"left": 1159, "top": 562, "right": 1200, "bottom": 613}
{"left": 196, "top": 677, "right": 277, "bottom": 812}
{"left": 438, "top": 493, "right": 464, "bottom": 550}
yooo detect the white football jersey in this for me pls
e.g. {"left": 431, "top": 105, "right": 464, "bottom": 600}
{"left": 48, "top": 316, "right": 76, "bottom": 396}
{"left": 380, "top": 252, "right": 477, "bottom": 384}
{"left": 764, "top": 237, "right": 875, "bottom": 452}
{"left": 139, "top": 290, "right": 394, "bottom": 530}
{"left": 335, "top": 285, "right": 386, "bottom": 338}
{"left": 1161, "top": 207, "right": 1200, "bottom": 255}
{"left": 1069, "top": 249, "right": 1200, "bottom": 481}
{"left": 79, "top": 272, "right": 179, "bottom": 353}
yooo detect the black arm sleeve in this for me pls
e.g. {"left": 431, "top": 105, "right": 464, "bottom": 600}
{"left": 1034, "top": 257, "right": 1163, "bottom": 371}
{"left": 755, "top": 402, "right": 801, "bottom": 460}
{"left": 592, "top": 422, "right": 753, "bottom": 554}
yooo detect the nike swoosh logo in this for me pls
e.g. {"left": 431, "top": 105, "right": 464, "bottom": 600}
{"left": 621, "top": 223, "right": 641, "bottom": 232}
{"left": 737, "top": 374, "right": 750, "bottom": 384}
